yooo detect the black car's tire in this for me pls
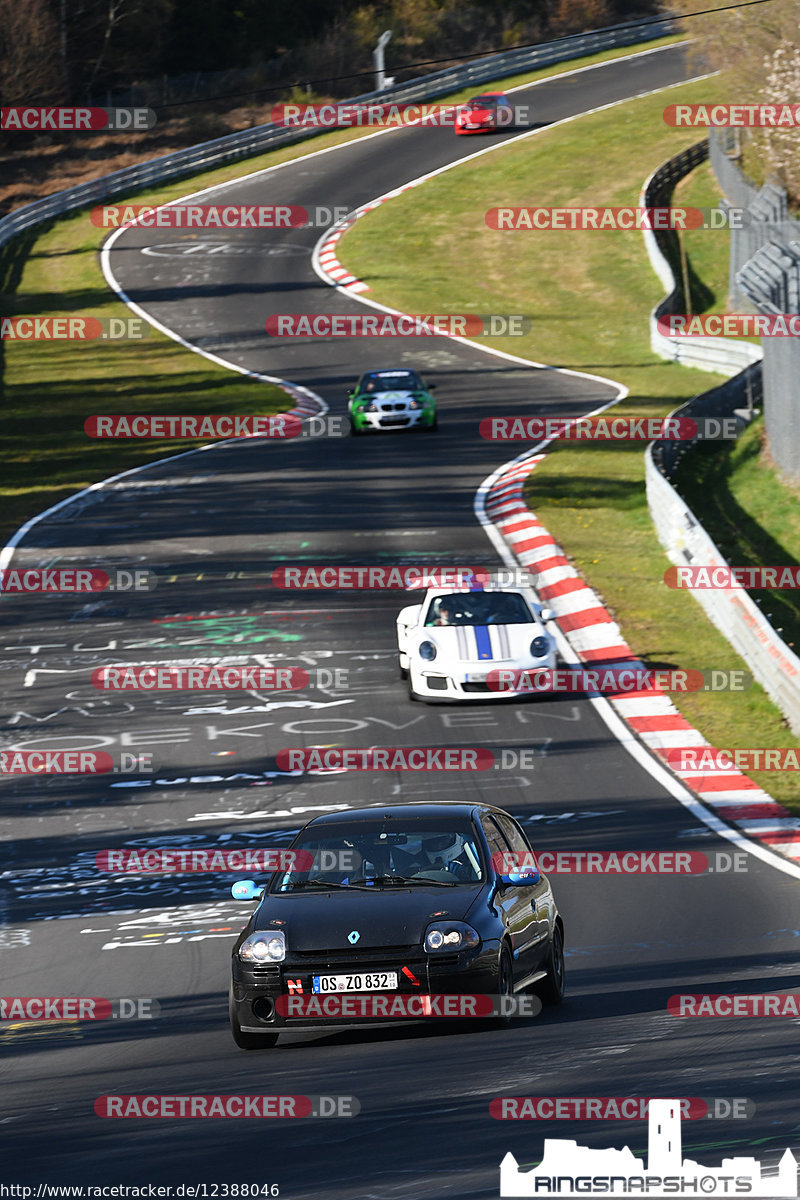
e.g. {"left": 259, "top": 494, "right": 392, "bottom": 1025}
{"left": 229, "top": 987, "right": 279, "bottom": 1050}
{"left": 537, "top": 924, "right": 565, "bottom": 1006}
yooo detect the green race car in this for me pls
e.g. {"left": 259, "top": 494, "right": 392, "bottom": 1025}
{"left": 347, "top": 369, "right": 438, "bottom": 435}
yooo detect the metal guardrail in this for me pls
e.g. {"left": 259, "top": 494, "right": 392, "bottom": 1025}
{"left": 642, "top": 145, "right": 800, "bottom": 736}
{"left": 0, "top": 15, "right": 675, "bottom": 252}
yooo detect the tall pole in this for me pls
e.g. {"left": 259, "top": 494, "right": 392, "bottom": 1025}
{"left": 374, "top": 31, "right": 392, "bottom": 92}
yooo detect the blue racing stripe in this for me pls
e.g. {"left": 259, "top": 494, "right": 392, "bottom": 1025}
{"left": 474, "top": 626, "right": 493, "bottom": 660}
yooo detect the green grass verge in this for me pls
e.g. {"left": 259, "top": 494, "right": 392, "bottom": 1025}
{"left": 335, "top": 74, "right": 800, "bottom": 812}
{"left": 0, "top": 34, "right": 684, "bottom": 549}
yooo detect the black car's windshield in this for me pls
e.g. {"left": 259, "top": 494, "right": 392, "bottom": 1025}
{"left": 271, "top": 825, "right": 484, "bottom": 892}
{"left": 425, "top": 591, "right": 533, "bottom": 626}
{"left": 359, "top": 371, "right": 423, "bottom": 393}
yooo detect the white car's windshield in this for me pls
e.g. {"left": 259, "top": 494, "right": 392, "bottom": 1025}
{"left": 425, "top": 592, "right": 533, "bottom": 626}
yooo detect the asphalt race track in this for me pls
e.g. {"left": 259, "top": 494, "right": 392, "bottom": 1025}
{"left": 2, "top": 42, "right": 799, "bottom": 1198}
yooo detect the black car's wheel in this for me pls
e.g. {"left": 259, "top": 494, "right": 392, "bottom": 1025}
{"left": 537, "top": 924, "right": 565, "bottom": 1006}
{"left": 229, "top": 986, "right": 279, "bottom": 1050}
{"left": 481, "top": 944, "right": 514, "bottom": 1029}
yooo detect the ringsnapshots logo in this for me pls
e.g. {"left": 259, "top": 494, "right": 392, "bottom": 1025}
{"left": 1, "top": 107, "right": 156, "bottom": 132}
{"left": 499, "top": 1098, "right": 798, "bottom": 1197}
{"left": 1, "top": 317, "right": 148, "bottom": 341}
{"left": 265, "top": 314, "right": 529, "bottom": 337}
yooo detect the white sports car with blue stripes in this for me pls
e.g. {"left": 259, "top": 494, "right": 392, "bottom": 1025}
{"left": 396, "top": 576, "right": 557, "bottom": 701}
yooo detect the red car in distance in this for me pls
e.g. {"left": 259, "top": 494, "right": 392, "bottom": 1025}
{"left": 455, "top": 92, "right": 515, "bottom": 135}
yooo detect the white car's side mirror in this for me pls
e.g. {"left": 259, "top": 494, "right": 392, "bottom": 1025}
{"left": 540, "top": 608, "right": 555, "bottom": 622}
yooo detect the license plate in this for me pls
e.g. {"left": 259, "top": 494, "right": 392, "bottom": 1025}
{"left": 312, "top": 971, "right": 398, "bottom": 993}
{"left": 464, "top": 672, "right": 486, "bottom": 682}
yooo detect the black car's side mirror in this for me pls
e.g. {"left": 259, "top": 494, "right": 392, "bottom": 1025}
{"left": 428, "top": 383, "right": 437, "bottom": 389}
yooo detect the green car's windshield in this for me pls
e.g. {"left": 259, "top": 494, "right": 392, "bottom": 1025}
{"left": 359, "top": 371, "right": 424, "bottom": 393}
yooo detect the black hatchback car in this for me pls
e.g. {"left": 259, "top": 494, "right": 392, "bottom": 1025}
{"left": 228, "top": 802, "right": 564, "bottom": 1049}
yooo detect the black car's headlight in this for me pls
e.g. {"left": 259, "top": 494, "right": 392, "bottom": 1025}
{"left": 424, "top": 922, "right": 480, "bottom": 953}
{"left": 419, "top": 640, "right": 437, "bottom": 661}
{"left": 239, "top": 931, "right": 286, "bottom": 963}
{"left": 530, "top": 635, "right": 550, "bottom": 657}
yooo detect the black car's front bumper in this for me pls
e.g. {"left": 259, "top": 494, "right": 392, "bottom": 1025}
{"left": 231, "top": 941, "right": 501, "bottom": 1033}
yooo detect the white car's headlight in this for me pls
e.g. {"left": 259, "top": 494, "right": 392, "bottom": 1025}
{"left": 239, "top": 931, "right": 286, "bottom": 963}
{"left": 419, "top": 640, "right": 437, "bottom": 661}
{"left": 530, "top": 635, "right": 549, "bottom": 657}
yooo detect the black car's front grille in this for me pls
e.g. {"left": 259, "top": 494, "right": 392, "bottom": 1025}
{"left": 289, "top": 945, "right": 422, "bottom": 966}
{"left": 250, "top": 964, "right": 281, "bottom": 982}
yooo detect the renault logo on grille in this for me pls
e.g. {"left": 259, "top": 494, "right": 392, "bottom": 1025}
{"left": 347, "top": 930, "right": 360, "bottom": 945}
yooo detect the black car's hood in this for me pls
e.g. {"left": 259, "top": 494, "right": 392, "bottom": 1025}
{"left": 254, "top": 885, "right": 481, "bottom": 951}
